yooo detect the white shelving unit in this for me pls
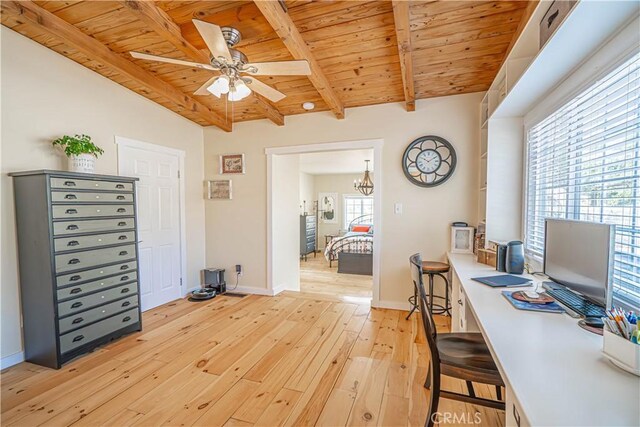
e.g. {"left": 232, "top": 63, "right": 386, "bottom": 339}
{"left": 477, "top": 0, "right": 639, "bottom": 247}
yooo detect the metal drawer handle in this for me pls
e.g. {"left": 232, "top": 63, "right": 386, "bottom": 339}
{"left": 118, "top": 235, "right": 128, "bottom": 240}
{"left": 120, "top": 265, "right": 130, "bottom": 271}
{"left": 72, "top": 335, "right": 84, "bottom": 342}
{"left": 122, "top": 301, "right": 131, "bottom": 307}
{"left": 122, "top": 316, "right": 132, "bottom": 322}
{"left": 116, "top": 184, "right": 125, "bottom": 189}
{"left": 68, "top": 258, "right": 80, "bottom": 265}
{"left": 458, "top": 299, "right": 463, "bottom": 306}
{"left": 117, "top": 208, "right": 126, "bottom": 213}
{"left": 119, "top": 251, "right": 128, "bottom": 256}
{"left": 72, "top": 317, "right": 84, "bottom": 324}
{"left": 64, "top": 181, "right": 76, "bottom": 187}
{"left": 70, "top": 275, "right": 81, "bottom": 282}
{"left": 117, "top": 222, "right": 127, "bottom": 227}
{"left": 70, "top": 288, "right": 82, "bottom": 294}
{"left": 120, "top": 275, "right": 129, "bottom": 281}
{"left": 64, "top": 194, "right": 77, "bottom": 200}
{"left": 71, "top": 302, "right": 83, "bottom": 309}
{"left": 117, "top": 195, "right": 125, "bottom": 200}
{"left": 121, "top": 288, "right": 130, "bottom": 294}
{"left": 67, "top": 240, "right": 79, "bottom": 247}
{"left": 66, "top": 224, "right": 79, "bottom": 230}
{"left": 65, "top": 209, "right": 78, "bottom": 215}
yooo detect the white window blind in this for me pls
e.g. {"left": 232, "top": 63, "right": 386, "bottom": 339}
{"left": 525, "top": 52, "right": 640, "bottom": 307}
{"left": 344, "top": 196, "right": 373, "bottom": 229}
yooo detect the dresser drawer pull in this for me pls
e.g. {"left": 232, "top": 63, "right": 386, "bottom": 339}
{"left": 116, "top": 184, "right": 125, "bottom": 189}
{"left": 71, "top": 302, "right": 83, "bottom": 309}
{"left": 70, "top": 275, "right": 81, "bottom": 282}
{"left": 64, "top": 194, "right": 77, "bottom": 200}
{"left": 117, "top": 208, "right": 126, "bottom": 213}
{"left": 72, "top": 335, "right": 84, "bottom": 342}
{"left": 122, "top": 301, "right": 131, "bottom": 307}
{"left": 122, "top": 316, "right": 132, "bottom": 322}
{"left": 68, "top": 258, "right": 80, "bottom": 265}
{"left": 117, "top": 195, "right": 125, "bottom": 200}
{"left": 121, "top": 288, "right": 130, "bottom": 294}
{"left": 67, "top": 240, "right": 79, "bottom": 247}
{"left": 65, "top": 209, "right": 78, "bottom": 215}
{"left": 120, "top": 276, "right": 130, "bottom": 281}
{"left": 72, "top": 317, "right": 84, "bottom": 324}
{"left": 118, "top": 222, "right": 127, "bottom": 227}
{"left": 458, "top": 299, "right": 463, "bottom": 306}
{"left": 119, "top": 251, "right": 128, "bottom": 256}
{"left": 70, "top": 288, "right": 82, "bottom": 294}
{"left": 120, "top": 265, "right": 130, "bottom": 271}
{"left": 66, "top": 224, "right": 79, "bottom": 231}
{"left": 64, "top": 181, "right": 76, "bottom": 187}
{"left": 118, "top": 235, "right": 128, "bottom": 240}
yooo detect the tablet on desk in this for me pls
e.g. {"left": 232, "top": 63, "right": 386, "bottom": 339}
{"left": 471, "top": 274, "right": 533, "bottom": 288}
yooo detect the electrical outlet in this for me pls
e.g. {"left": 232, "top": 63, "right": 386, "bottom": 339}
{"left": 235, "top": 264, "right": 242, "bottom": 276}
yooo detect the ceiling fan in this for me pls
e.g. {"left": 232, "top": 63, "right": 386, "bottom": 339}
{"left": 130, "top": 20, "right": 311, "bottom": 103}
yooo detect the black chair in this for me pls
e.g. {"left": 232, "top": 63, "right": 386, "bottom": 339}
{"left": 409, "top": 254, "right": 505, "bottom": 427}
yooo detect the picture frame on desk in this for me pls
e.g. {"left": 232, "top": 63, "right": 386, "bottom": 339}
{"left": 451, "top": 226, "right": 475, "bottom": 254}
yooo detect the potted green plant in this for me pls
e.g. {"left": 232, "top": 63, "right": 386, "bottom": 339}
{"left": 52, "top": 134, "right": 104, "bottom": 174}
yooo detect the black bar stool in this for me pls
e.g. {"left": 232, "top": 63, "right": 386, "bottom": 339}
{"left": 407, "top": 260, "right": 450, "bottom": 319}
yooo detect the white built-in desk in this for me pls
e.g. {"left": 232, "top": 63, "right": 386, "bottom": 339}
{"left": 447, "top": 253, "right": 640, "bottom": 427}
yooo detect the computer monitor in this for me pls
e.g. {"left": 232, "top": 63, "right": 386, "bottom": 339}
{"left": 543, "top": 219, "right": 615, "bottom": 307}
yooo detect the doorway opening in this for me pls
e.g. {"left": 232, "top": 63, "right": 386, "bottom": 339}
{"left": 266, "top": 139, "right": 383, "bottom": 306}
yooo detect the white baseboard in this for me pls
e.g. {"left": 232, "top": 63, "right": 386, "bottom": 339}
{"left": 1, "top": 351, "right": 25, "bottom": 369}
{"left": 373, "top": 300, "right": 410, "bottom": 312}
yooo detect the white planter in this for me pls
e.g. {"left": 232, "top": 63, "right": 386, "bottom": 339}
{"left": 68, "top": 154, "right": 96, "bottom": 174}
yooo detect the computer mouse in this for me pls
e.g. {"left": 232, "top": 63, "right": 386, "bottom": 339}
{"left": 584, "top": 316, "right": 604, "bottom": 328}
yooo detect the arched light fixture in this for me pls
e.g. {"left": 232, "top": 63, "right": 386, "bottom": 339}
{"left": 354, "top": 160, "right": 373, "bottom": 196}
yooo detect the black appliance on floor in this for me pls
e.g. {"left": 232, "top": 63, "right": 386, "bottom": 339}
{"left": 190, "top": 268, "right": 226, "bottom": 301}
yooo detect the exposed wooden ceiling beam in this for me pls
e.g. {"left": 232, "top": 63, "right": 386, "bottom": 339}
{"left": 2, "top": 0, "right": 232, "bottom": 132}
{"left": 253, "top": 0, "right": 345, "bottom": 119}
{"left": 120, "top": 0, "right": 284, "bottom": 126}
{"left": 392, "top": 0, "right": 415, "bottom": 112}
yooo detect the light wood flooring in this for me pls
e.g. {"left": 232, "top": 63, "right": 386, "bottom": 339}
{"left": 300, "top": 254, "right": 373, "bottom": 300}
{"left": 1, "top": 292, "right": 504, "bottom": 426}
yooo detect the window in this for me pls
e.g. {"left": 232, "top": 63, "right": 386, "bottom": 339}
{"left": 343, "top": 195, "right": 373, "bottom": 229}
{"left": 525, "top": 52, "right": 640, "bottom": 308}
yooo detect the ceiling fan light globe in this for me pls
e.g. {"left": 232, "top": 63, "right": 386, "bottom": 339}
{"left": 207, "top": 76, "right": 230, "bottom": 97}
{"left": 228, "top": 80, "right": 251, "bottom": 101}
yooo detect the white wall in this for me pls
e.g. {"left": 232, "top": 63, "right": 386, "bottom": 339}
{"left": 314, "top": 173, "right": 368, "bottom": 246}
{"left": 204, "top": 92, "right": 481, "bottom": 307}
{"left": 0, "top": 28, "right": 206, "bottom": 362}
{"left": 299, "top": 172, "right": 315, "bottom": 215}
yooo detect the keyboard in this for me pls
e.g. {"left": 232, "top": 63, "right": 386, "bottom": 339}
{"left": 545, "top": 287, "right": 606, "bottom": 317}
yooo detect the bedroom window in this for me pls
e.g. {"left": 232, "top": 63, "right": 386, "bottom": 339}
{"left": 344, "top": 195, "right": 373, "bottom": 229}
{"left": 525, "top": 52, "right": 640, "bottom": 308}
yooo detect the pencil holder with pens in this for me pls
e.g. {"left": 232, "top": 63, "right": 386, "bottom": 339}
{"left": 602, "top": 329, "right": 640, "bottom": 376}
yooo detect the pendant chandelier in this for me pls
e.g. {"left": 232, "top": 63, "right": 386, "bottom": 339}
{"left": 354, "top": 160, "right": 374, "bottom": 196}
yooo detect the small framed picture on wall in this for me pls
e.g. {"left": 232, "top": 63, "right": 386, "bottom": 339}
{"left": 206, "top": 180, "right": 232, "bottom": 200}
{"left": 219, "top": 154, "right": 245, "bottom": 174}
{"left": 451, "top": 226, "right": 475, "bottom": 254}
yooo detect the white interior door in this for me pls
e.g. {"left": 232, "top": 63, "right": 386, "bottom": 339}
{"left": 118, "top": 142, "right": 182, "bottom": 311}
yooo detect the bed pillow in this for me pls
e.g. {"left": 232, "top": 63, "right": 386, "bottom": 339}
{"left": 352, "top": 225, "right": 371, "bottom": 233}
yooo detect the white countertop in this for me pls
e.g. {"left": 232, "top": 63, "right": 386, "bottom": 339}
{"left": 447, "top": 253, "right": 640, "bottom": 427}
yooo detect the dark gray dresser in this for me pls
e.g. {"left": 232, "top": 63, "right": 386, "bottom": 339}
{"left": 300, "top": 214, "right": 316, "bottom": 260}
{"left": 9, "top": 170, "right": 142, "bottom": 369}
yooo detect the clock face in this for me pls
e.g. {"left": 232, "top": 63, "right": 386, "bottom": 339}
{"left": 402, "top": 136, "right": 457, "bottom": 187}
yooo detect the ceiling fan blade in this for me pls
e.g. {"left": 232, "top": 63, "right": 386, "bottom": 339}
{"left": 244, "top": 60, "right": 311, "bottom": 76}
{"left": 246, "top": 77, "right": 286, "bottom": 103}
{"left": 192, "top": 19, "right": 232, "bottom": 62}
{"left": 130, "top": 52, "right": 215, "bottom": 71}
{"left": 194, "top": 75, "right": 220, "bottom": 96}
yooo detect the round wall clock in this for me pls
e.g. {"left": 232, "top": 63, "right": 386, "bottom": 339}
{"left": 402, "top": 135, "right": 457, "bottom": 187}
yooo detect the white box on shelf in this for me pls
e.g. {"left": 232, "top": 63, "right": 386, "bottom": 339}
{"left": 602, "top": 329, "right": 640, "bottom": 376}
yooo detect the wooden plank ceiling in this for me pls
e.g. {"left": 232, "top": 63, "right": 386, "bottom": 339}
{"left": 1, "top": 1, "right": 531, "bottom": 131}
